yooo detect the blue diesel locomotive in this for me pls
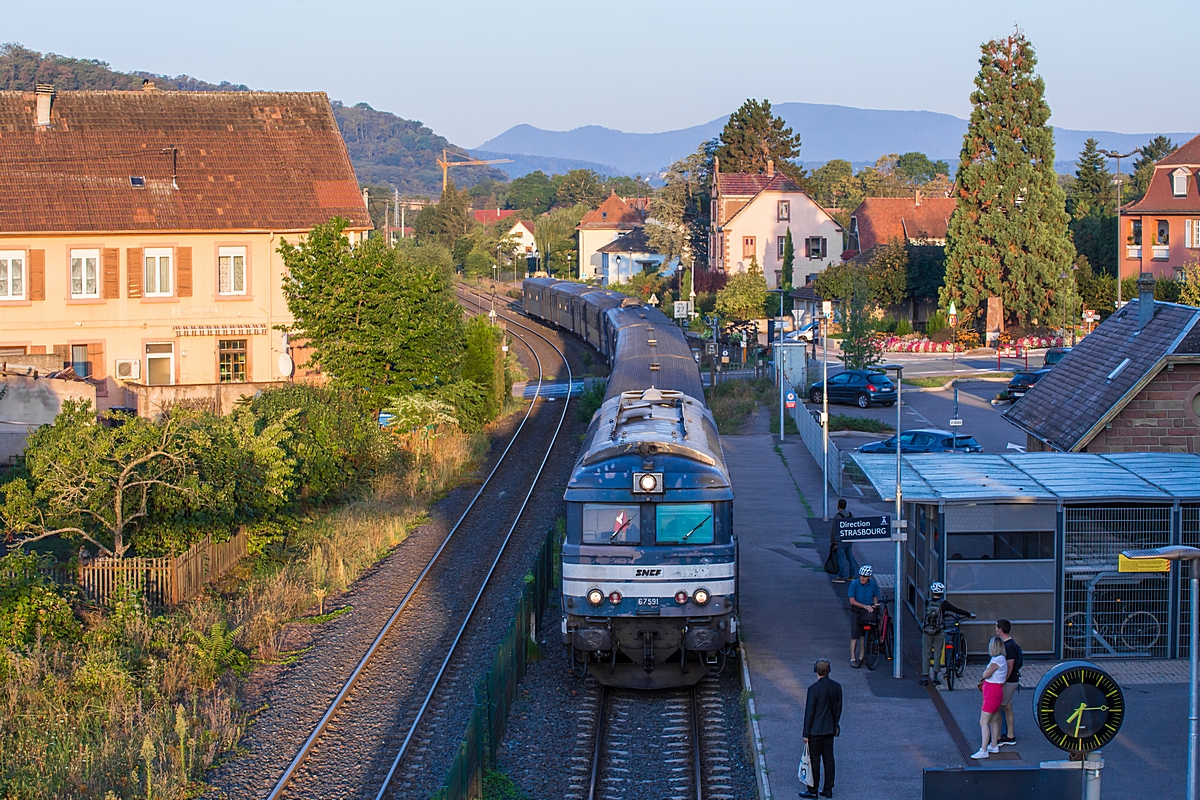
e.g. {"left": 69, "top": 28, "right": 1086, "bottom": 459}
{"left": 522, "top": 278, "right": 737, "bottom": 689}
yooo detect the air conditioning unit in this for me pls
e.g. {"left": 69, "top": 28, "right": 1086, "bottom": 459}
{"left": 115, "top": 359, "right": 140, "bottom": 380}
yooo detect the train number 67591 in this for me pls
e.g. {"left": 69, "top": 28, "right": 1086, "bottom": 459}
{"left": 637, "top": 597, "right": 659, "bottom": 606}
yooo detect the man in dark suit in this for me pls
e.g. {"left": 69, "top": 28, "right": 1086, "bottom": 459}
{"left": 801, "top": 658, "right": 842, "bottom": 799}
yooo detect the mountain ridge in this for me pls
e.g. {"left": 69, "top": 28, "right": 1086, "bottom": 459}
{"left": 476, "top": 102, "right": 1197, "bottom": 176}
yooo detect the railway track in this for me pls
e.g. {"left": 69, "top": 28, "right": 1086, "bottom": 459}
{"left": 265, "top": 294, "right": 572, "bottom": 800}
{"left": 572, "top": 677, "right": 735, "bottom": 800}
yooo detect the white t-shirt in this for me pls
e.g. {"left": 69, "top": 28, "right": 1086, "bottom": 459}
{"left": 985, "top": 654, "right": 1009, "bottom": 684}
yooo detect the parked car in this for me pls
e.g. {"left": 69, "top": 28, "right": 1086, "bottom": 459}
{"left": 1044, "top": 347, "right": 1072, "bottom": 367}
{"left": 785, "top": 321, "right": 821, "bottom": 343}
{"left": 858, "top": 429, "right": 984, "bottom": 454}
{"left": 809, "top": 370, "right": 897, "bottom": 408}
{"left": 1007, "top": 369, "right": 1051, "bottom": 400}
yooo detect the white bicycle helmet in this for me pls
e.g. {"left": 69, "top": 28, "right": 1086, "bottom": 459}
{"left": 931, "top": 582, "right": 946, "bottom": 595}
{"left": 859, "top": 565, "right": 873, "bottom": 577}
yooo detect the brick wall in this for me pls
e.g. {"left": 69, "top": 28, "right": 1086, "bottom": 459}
{"left": 1085, "top": 363, "right": 1200, "bottom": 452}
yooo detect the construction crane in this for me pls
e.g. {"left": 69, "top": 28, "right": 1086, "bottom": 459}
{"left": 436, "top": 148, "right": 512, "bottom": 192}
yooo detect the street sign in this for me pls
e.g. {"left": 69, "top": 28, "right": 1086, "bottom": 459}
{"left": 949, "top": 418, "right": 963, "bottom": 427}
{"left": 948, "top": 313, "right": 958, "bottom": 328}
{"left": 674, "top": 300, "right": 690, "bottom": 319}
{"left": 721, "top": 348, "right": 730, "bottom": 364}
{"left": 785, "top": 391, "right": 796, "bottom": 409}
{"left": 648, "top": 293, "right": 659, "bottom": 307}
{"left": 706, "top": 342, "right": 717, "bottom": 355}
{"left": 1119, "top": 553, "right": 1170, "bottom": 573}
{"left": 836, "top": 515, "right": 892, "bottom": 542}
{"left": 822, "top": 300, "right": 833, "bottom": 318}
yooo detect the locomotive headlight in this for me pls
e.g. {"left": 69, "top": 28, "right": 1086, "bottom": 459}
{"left": 587, "top": 588, "right": 604, "bottom": 606}
{"left": 608, "top": 591, "right": 622, "bottom": 605}
{"left": 693, "top": 588, "right": 711, "bottom": 606}
{"left": 633, "top": 472, "right": 663, "bottom": 493}
{"left": 675, "top": 590, "right": 689, "bottom": 604}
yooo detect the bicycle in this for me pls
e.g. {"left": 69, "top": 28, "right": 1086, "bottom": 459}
{"left": 942, "top": 612, "right": 970, "bottom": 690}
{"left": 1063, "top": 605, "right": 1162, "bottom": 655}
{"left": 859, "top": 598, "right": 893, "bottom": 671}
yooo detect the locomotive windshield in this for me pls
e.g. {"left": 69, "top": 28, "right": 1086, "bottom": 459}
{"left": 582, "top": 504, "right": 641, "bottom": 544}
{"left": 656, "top": 504, "right": 714, "bottom": 544}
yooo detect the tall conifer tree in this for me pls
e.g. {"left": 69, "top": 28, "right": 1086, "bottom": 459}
{"left": 941, "top": 31, "right": 1075, "bottom": 328}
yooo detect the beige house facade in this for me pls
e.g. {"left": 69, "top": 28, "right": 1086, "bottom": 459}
{"left": 709, "top": 160, "right": 842, "bottom": 288}
{"left": 576, "top": 193, "right": 645, "bottom": 280}
{"left": 0, "top": 86, "right": 370, "bottom": 415}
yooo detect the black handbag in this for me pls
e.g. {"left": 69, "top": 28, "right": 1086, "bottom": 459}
{"left": 824, "top": 543, "right": 839, "bottom": 574}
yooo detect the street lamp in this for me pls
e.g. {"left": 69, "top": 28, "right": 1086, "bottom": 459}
{"left": 821, "top": 300, "right": 832, "bottom": 521}
{"left": 1103, "top": 149, "right": 1138, "bottom": 308}
{"left": 880, "top": 362, "right": 905, "bottom": 679}
{"left": 1121, "top": 545, "right": 1200, "bottom": 800}
{"left": 772, "top": 288, "right": 786, "bottom": 443}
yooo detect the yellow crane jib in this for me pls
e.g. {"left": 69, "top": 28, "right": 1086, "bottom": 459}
{"left": 436, "top": 148, "right": 513, "bottom": 191}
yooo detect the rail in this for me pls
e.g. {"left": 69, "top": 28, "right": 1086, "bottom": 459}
{"left": 268, "top": 293, "right": 571, "bottom": 800}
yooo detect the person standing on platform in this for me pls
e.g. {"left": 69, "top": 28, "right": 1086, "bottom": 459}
{"left": 919, "top": 582, "right": 974, "bottom": 686}
{"left": 801, "top": 659, "right": 842, "bottom": 799}
{"left": 848, "top": 566, "right": 884, "bottom": 668}
{"left": 971, "top": 636, "right": 1009, "bottom": 760}
{"left": 996, "top": 619, "right": 1022, "bottom": 746}
{"left": 830, "top": 499, "right": 858, "bottom": 584}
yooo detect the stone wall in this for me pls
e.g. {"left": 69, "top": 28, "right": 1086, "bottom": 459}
{"left": 1085, "top": 363, "right": 1200, "bottom": 452}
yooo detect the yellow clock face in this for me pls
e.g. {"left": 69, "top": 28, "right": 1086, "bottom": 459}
{"left": 1034, "top": 661, "right": 1125, "bottom": 752}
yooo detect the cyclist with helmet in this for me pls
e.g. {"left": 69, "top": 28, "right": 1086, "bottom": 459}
{"left": 920, "top": 582, "right": 974, "bottom": 686}
{"left": 848, "top": 565, "right": 886, "bottom": 668}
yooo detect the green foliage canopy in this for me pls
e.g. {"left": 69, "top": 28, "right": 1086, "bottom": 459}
{"left": 715, "top": 99, "right": 806, "bottom": 186}
{"left": 716, "top": 260, "right": 768, "bottom": 321}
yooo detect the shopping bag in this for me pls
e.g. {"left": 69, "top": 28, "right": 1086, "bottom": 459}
{"left": 823, "top": 544, "right": 839, "bottom": 575}
{"left": 798, "top": 742, "right": 814, "bottom": 787}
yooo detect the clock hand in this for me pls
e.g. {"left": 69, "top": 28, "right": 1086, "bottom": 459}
{"left": 1068, "top": 703, "right": 1087, "bottom": 738}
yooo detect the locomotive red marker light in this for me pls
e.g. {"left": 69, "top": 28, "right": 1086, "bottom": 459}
{"left": 608, "top": 591, "right": 622, "bottom": 604}
{"left": 587, "top": 588, "right": 604, "bottom": 606}
{"left": 675, "top": 590, "right": 689, "bottom": 604}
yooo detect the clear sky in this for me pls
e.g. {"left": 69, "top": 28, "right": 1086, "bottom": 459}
{"left": 6, "top": 0, "right": 1198, "bottom": 147}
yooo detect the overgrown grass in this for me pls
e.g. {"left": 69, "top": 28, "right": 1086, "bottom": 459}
{"left": 710, "top": 378, "right": 800, "bottom": 435}
{"left": 828, "top": 414, "right": 894, "bottom": 433}
{"left": 0, "top": 427, "right": 489, "bottom": 799}
{"left": 903, "top": 371, "right": 1012, "bottom": 388}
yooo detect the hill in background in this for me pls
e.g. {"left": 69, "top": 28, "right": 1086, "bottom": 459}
{"left": 0, "top": 43, "right": 504, "bottom": 198}
{"left": 475, "top": 102, "right": 1197, "bottom": 177}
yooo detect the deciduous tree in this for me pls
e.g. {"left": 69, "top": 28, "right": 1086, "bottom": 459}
{"left": 554, "top": 169, "right": 607, "bottom": 209}
{"left": 646, "top": 145, "right": 712, "bottom": 269}
{"left": 507, "top": 170, "right": 557, "bottom": 215}
{"left": 715, "top": 259, "right": 768, "bottom": 321}
{"left": 941, "top": 30, "right": 1075, "bottom": 328}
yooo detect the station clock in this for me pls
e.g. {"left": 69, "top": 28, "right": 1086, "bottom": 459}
{"left": 1033, "top": 661, "right": 1125, "bottom": 752}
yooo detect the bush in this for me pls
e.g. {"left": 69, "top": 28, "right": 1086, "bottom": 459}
{"left": 926, "top": 310, "right": 947, "bottom": 337}
{"left": 577, "top": 380, "right": 607, "bottom": 422}
{"left": 0, "top": 553, "right": 79, "bottom": 649}
{"left": 461, "top": 315, "right": 506, "bottom": 425}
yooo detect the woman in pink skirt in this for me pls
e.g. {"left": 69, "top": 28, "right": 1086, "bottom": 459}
{"left": 971, "top": 636, "right": 1009, "bottom": 759}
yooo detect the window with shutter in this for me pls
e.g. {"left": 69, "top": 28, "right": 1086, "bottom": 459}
{"left": 70, "top": 249, "right": 100, "bottom": 298}
{"left": 127, "top": 248, "right": 143, "bottom": 297}
{"left": 0, "top": 251, "right": 24, "bottom": 300}
{"left": 177, "top": 247, "right": 192, "bottom": 297}
{"left": 218, "top": 246, "right": 247, "bottom": 295}
{"left": 102, "top": 248, "right": 120, "bottom": 299}
{"left": 144, "top": 248, "right": 172, "bottom": 296}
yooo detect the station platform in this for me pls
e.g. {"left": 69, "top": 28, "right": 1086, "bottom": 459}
{"left": 725, "top": 432, "right": 1188, "bottom": 799}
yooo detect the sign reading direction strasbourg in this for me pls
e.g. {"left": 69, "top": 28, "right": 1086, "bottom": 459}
{"left": 836, "top": 515, "right": 893, "bottom": 542}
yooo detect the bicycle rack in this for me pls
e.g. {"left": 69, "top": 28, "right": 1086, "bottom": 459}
{"left": 1079, "top": 571, "right": 1157, "bottom": 658}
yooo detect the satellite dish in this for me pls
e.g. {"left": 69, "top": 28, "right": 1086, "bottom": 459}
{"left": 278, "top": 353, "right": 295, "bottom": 377}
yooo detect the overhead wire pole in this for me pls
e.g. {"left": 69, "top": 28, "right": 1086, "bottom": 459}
{"left": 1102, "top": 149, "right": 1138, "bottom": 308}
{"left": 881, "top": 362, "right": 905, "bottom": 679}
{"left": 821, "top": 301, "right": 830, "bottom": 522}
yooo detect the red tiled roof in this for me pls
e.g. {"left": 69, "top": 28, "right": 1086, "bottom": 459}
{"left": 849, "top": 196, "right": 956, "bottom": 250}
{"left": 716, "top": 172, "right": 803, "bottom": 196}
{"left": 1155, "top": 133, "right": 1200, "bottom": 167}
{"left": 473, "top": 208, "right": 517, "bottom": 225}
{"left": 1123, "top": 134, "right": 1200, "bottom": 214}
{"left": 510, "top": 219, "right": 534, "bottom": 235}
{"left": 0, "top": 89, "right": 370, "bottom": 234}
{"left": 577, "top": 192, "right": 643, "bottom": 229}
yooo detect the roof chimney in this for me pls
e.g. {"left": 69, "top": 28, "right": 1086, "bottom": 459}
{"left": 766, "top": 159, "right": 775, "bottom": 178}
{"left": 914, "top": 189, "right": 922, "bottom": 207}
{"left": 35, "top": 84, "right": 54, "bottom": 126}
{"left": 1138, "top": 271, "right": 1156, "bottom": 330}
{"left": 141, "top": 79, "right": 156, "bottom": 92}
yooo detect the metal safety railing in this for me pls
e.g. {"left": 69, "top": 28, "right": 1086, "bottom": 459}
{"left": 437, "top": 525, "right": 561, "bottom": 800}
{"left": 790, "top": 402, "right": 842, "bottom": 495}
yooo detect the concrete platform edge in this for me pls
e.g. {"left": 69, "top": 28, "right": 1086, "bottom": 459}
{"left": 740, "top": 640, "right": 773, "bottom": 800}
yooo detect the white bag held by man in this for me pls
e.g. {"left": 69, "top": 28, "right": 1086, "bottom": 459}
{"left": 798, "top": 742, "right": 814, "bottom": 787}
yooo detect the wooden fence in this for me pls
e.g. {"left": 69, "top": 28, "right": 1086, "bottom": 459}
{"left": 74, "top": 528, "right": 248, "bottom": 608}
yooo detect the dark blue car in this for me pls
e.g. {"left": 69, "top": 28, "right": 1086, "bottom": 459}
{"left": 858, "top": 428, "right": 983, "bottom": 454}
{"left": 808, "top": 370, "right": 897, "bottom": 408}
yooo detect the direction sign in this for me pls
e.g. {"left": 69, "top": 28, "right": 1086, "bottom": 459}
{"left": 706, "top": 342, "right": 717, "bottom": 355}
{"left": 836, "top": 515, "right": 892, "bottom": 542}
{"left": 721, "top": 348, "right": 730, "bottom": 364}
{"left": 785, "top": 391, "right": 796, "bottom": 409}
{"left": 674, "top": 300, "right": 690, "bottom": 319}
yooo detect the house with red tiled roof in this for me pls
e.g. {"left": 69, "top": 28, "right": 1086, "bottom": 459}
{"left": 505, "top": 219, "right": 537, "bottom": 259}
{"left": 473, "top": 208, "right": 517, "bottom": 227}
{"left": 0, "top": 85, "right": 370, "bottom": 417}
{"left": 709, "top": 158, "right": 842, "bottom": 289}
{"left": 1119, "top": 134, "right": 1200, "bottom": 282}
{"left": 576, "top": 192, "right": 645, "bottom": 280}
{"left": 847, "top": 192, "right": 956, "bottom": 254}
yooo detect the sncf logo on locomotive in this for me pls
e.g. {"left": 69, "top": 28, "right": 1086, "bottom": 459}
{"left": 635, "top": 568, "right": 663, "bottom": 577}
